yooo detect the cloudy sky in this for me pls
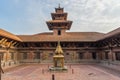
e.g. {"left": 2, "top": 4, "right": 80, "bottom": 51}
{"left": 0, "top": 0, "right": 120, "bottom": 34}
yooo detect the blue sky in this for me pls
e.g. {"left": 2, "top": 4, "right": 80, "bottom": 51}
{"left": 0, "top": 0, "right": 120, "bottom": 34}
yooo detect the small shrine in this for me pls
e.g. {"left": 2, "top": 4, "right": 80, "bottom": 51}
{"left": 49, "top": 41, "right": 67, "bottom": 71}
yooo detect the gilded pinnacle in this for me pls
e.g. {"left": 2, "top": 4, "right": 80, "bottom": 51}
{"left": 55, "top": 41, "right": 63, "bottom": 54}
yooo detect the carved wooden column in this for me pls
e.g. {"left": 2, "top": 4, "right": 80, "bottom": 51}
{"left": 108, "top": 44, "right": 114, "bottom": 61}
{"left": 108, "top": 50, "right": 113, "bottom": 61}
{"left": 112, "top": 52, "right": 116, "bottom": 61}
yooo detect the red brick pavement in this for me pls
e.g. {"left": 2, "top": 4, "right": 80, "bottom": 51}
{"left": 2, "top": 64, "right": 120, "bottom": 80}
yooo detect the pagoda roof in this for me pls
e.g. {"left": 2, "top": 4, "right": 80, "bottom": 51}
{"left": 0, "top": 29, "right": 22, "bottom": 41}
{"left": 51, "top": 13, "right": 67, "bottom": 20}
{"left": 51, "top": 13, "right": 67, "bottom": 14}
{"left": 46, "top": 20, "right": 72, "bottom": 23}
{"left": 46, "top": 20, "right": 72, "bottom": 30}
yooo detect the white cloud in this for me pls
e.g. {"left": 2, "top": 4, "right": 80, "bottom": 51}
{"left": 1, "top": 0, "right": 120, "bottom": 34}
{"left": 61, "top": 0, "right": 120, "bottom": 33}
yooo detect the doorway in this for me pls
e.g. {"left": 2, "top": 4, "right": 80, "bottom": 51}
{"left": 92, "top": 52, "right": 96, "bottom": 59}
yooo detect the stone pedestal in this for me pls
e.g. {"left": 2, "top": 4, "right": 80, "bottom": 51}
{"left": 49, "top": 54, "right": 67, "bottom": 71}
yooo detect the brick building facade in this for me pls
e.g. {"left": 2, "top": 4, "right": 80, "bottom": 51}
{"left": 0, "top": 5, "right": 120, "bottom": 68}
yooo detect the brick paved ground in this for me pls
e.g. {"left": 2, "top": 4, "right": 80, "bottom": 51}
{"left": 2, "top": 64, "right": 120, "bottom": 80}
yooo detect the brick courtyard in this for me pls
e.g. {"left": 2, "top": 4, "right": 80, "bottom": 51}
{"left": 2, "top": 64, "right": 120, "bottom": 80}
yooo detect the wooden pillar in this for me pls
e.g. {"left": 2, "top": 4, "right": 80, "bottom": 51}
{"left": 96, "top": 52, "right": 100, "bottom": 60}
{"left": 3, "top": 52, "right": 7, "bottom": 62}
{"left": 108, "top": 44, "right": 114, "bottom": 61}
{"left": 6, "top": 50, "right": 10, "bottom": 61}
{"left": 108, "top": 50, "right": 112, "bottom": 61}
{"left": 102, "top": 52, "right": 105, "bottom": 60}
{"left": 97, "top": 52, "right": 101, "bottom": 60}
{"left": 112, "top": 52, "right": 116, "bottom": 61}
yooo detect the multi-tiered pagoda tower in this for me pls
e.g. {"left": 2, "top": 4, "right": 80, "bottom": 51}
{"left": 46, "top": 4, "right": 72, "bottom": 36}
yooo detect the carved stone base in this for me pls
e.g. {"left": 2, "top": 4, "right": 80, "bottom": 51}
{"left": 49, "top": 66, "right": 67, "bottom": 71}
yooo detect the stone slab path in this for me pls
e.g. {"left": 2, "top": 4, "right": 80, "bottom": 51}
{"left": 2, "top": 64, "right": 120, "bottom": 80}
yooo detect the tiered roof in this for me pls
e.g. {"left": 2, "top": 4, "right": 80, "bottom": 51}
{"left": 0, "top": 29, "right": 22, "bottom": 41}
{"left": 17, "top": 32, "right": 104, "bottom": 42}
{"left": 46, "top": 4, "right": 72, "bottom": 30}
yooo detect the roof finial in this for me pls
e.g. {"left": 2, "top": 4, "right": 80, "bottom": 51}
{"left": 58, "top": 3, "right": 60, "bottom": 8}
{"left": 55, "top": 41, "right": 63, "bottom": 54}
